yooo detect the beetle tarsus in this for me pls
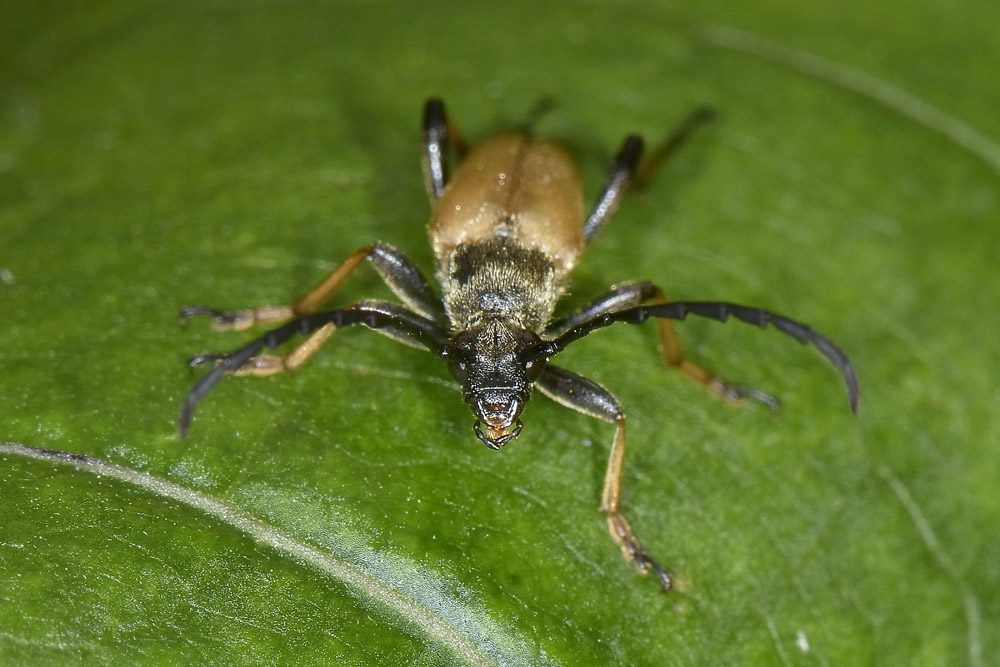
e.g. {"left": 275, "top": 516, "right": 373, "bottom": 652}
{"left": 608, "top": 512, "right": 672, "bottom": 591}
{"left": 188, "top": 353, "right": 225, "bottom": 368}
{"left": 636, "top": 553, "right": 673, "bottom": 592}
{"left": 739, "top": 386, "right": 781, "bottom": 411}
{"left": 714, "top": 381, "right": 781, "bottom": 412}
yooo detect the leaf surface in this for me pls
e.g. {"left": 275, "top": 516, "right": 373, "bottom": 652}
{"left": 2, "top": 1, "right": 997, "bottom": 664}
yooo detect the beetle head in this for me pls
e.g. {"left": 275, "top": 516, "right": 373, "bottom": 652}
{"left": 444, "top": 318, "right": 547, "bottom": 449}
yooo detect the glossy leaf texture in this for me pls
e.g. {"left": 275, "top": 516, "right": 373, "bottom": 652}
{"left": 2, "top": 1, "right": 998, "bottom": 664}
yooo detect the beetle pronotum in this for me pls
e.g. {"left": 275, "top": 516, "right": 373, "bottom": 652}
{"left": 179, "top": 99, "right": 859, "bottom": 590}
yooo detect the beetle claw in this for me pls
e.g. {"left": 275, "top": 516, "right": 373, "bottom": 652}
{"left": 179, "top": 305, "right": 223, "bottom": 325}
{"left": 741, "top": 387, "right": 780, "bottom": 412}
{"left": 188, "top": 353, "right": 225, "bottom": 368}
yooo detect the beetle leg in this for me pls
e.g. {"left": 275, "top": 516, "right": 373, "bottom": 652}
{"left": 535, "top": 363, "right": 672, "bottom": 590}
{"left": 180, "top": 245, "right": 372, "bottom": 331}
{"left": 583, "top": 108, "right": 716, "bottom": 244}
{"left": 545, "top": 282, "right": 778, "bottom": 408}
{"left": 181, "top": 242, "right": 444, "bottom": 331}
{"left": 583, "top": 135, "right": 644, "bottom": 244}
{"left": 633, "top": 107, "right": 716, "bottom": 190}
{"left": 366, "top": 242, "right": 446, "bottom": 321}
{"left": 422, "top": 98, "right": 468, "bottom": 203}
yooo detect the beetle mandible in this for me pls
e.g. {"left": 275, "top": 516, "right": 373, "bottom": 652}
{"left": 178, "top": 99, "right": 859, "bottom": 590}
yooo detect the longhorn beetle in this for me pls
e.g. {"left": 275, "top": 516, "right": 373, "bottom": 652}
{"left": 178, "top": 98, "right": 859, "bottom": 590}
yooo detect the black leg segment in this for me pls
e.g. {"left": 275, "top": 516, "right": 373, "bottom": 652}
{"left": 583, "top": 135, "right": 644, "bottom": 244}
{"left": 535, "top": 363, "right": 623, "bottom": 423}
{"left": 370, "top": 242, "right": 445, "bottom": 322}
{"left": 422, "top": 98, "right": 450, "bottom": 202}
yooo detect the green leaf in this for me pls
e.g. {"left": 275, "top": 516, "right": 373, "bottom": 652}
{"left": 2, "top": 1, "right": 997, "bottom": 664}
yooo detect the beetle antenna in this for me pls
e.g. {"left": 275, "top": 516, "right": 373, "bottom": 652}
{"left": 178, "top": 307, "right": 448, "bottom": 437}
{"left": 532, "top": 301, "right": 859, "bottom": 413}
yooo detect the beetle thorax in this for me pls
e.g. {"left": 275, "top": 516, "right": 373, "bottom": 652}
{"left": 438, "top": 237, "right": 561, "bottom": 332}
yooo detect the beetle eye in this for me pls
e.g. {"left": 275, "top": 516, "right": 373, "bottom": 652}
{"left": 524, "top": 358, "right": 546, "bottom": 382}
{"left": 448, "top": 359, "right": 469, "bottom": 383}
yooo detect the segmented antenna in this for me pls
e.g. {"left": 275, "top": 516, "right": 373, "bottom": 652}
{"left": 531, "top": 301, "right": 859, "bottom": 413}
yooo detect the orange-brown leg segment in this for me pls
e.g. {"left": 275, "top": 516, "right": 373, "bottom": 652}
{"left": 181, "top": 241, "right": 443, "bottom": 331}
{"left": 600, "top": 417, "right": 671, "bottom": 587}
{"left": 180, "top": 245, "right": 374, "bottom": 332}
{"left": 535, "top": 364, "right": 672, "bottom": 590}
{"left": 632, "top": 107, "right": 717, "bottom": 190}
